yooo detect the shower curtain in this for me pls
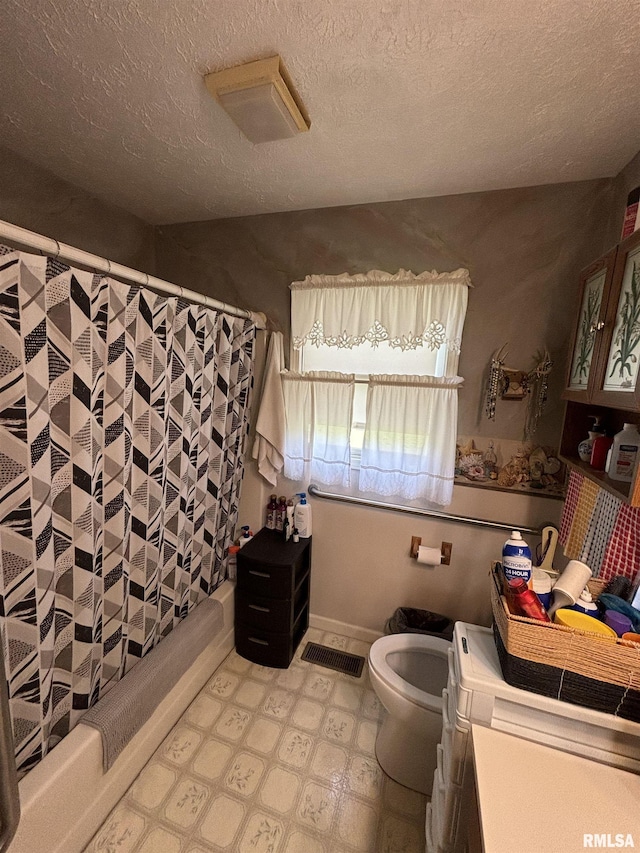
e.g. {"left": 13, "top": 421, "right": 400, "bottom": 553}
{"left": 0, "top": 245, "right": 255, "bottom": 774}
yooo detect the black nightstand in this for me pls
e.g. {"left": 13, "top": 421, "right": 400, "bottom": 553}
{"left": 235, "top": 528, "right": 311, "bottom": 668}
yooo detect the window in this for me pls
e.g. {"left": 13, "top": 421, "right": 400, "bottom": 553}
{"left": 300, "top": 331, "right": 447, "bottom": 460}
{"left": 283, "top": 269, "right": 470, "bottom": 506}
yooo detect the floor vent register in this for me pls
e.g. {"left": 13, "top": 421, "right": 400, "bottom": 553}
{"left": 301, "top": 643, "right": 365, "bottom": 677}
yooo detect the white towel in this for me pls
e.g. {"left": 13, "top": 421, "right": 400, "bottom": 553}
{"left": 252, "top": 331, "right": 286, "bottom": 486}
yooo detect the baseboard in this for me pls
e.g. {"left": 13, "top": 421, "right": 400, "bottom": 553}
{"left": 309, "top": 612, "right": 383, "bottom": 644}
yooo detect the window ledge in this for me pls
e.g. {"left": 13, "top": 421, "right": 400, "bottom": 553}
{"left": 454, "top": 476, "right": 565, "bottom": 501}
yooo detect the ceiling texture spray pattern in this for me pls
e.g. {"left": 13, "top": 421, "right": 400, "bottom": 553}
{"left": 2, "top": 0, "right": 640, "bottom": 224}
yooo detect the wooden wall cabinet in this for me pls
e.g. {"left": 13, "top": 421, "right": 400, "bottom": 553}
{"left": 235, "top": 528, "right": 311, "bottom": 668}
{"left": 564, "top": 247, "right": 616, "bottom": 403}
{"left": 561, "top": 229, "right": 640, "bottom": 505}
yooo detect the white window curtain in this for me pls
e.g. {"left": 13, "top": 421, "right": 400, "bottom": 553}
{"left": 288, "top": 269, "right": 470, "bottom": 505}
{"left": 291, "top": 268, "right": 470, "bottom": 375}
{"left": 282, "top": 371, "right": 355, "bottom": 487}
{"left": 359, "top": 374, "right": 464, "bottom": 506}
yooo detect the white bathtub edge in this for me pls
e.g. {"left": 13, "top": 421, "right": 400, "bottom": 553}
{"left": 12, "top": 581, "right": 235, "bottom": 853}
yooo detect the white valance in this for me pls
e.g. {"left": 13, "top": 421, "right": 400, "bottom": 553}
{"left": 290, "top": 268, "right": 471, "bottom": 354}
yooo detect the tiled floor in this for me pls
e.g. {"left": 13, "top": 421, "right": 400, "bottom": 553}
{"left": 84, "top": 627, "right": 427, "bottom": 853}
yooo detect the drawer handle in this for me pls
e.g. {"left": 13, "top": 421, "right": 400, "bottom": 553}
{"left": 248, "top": 636, "right": 269, "bottom": 646}
{"left": 249, "top": 604, "right": 270, "bottom": 613}
{"left": 249, "top": 570, "right": 271, "bottom": 578}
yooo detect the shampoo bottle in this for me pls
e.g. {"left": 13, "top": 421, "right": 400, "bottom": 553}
{"left": 502, "top": 530, "right": 532, "bottom": 589}
{"left": 294, "top": 493, "right": 312, "bottom": 538}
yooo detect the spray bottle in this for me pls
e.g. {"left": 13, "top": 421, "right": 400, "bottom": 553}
{"left": 502, "top": 530, "right": 532, "bottom": 589}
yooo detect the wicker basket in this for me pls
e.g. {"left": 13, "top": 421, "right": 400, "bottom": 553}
{"left": 490, "top": 563, "right": 640, "bottom": 722}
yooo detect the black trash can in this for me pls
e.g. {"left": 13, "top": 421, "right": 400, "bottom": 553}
{"left": 385, "top": 607, "right": 454, "bottom": 641}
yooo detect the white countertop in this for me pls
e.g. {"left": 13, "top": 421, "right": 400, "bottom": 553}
{"left": 472, "top": 724, "right": 640, "bottom": 853}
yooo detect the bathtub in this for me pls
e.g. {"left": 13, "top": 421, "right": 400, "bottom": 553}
{"left": 9, "top": 581, "right": 236, "bottom": 853}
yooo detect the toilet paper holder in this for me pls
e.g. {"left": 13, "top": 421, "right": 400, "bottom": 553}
{"left": 410, "top": 537, "right": 452, "bottom": 565}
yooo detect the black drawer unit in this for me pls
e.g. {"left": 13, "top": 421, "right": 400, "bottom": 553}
{"left": 235, "top": 527, "right": 311, "bottom": 668}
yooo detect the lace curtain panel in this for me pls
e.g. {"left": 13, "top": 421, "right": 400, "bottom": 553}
{"left": 359, "top": 374, "right": 464, "bottom": 506}
{"left": 286, "top": 269, "right": 471, "bottom": 506}
{"left": 281, "top": 371, "right": 355, "bottom": 487}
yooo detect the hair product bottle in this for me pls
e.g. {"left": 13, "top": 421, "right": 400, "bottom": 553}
{"left": 507, "top": 578, "right": 551, "bottom": 622}
{"left": 276, "top": 496, "right": 287, "bottom": 531}
{"left": 266, "top": 494, "right": 278, "bottom": 529}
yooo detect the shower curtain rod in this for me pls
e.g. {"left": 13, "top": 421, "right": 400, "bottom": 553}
{"left": 0, "top": 219, "right": 267, "bottom": 328}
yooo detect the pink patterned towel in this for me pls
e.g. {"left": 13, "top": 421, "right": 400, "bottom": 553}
{"left": 600, "top": 503, "right": 640, "bottom": 583}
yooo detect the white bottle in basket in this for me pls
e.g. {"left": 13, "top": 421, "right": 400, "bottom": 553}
{"left": 502, "top": 530, "right": 532, "bottom": 589}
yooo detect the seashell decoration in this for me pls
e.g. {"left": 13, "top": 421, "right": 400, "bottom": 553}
{"left": 455, "top": 438, "right": 565, "bottom": 497}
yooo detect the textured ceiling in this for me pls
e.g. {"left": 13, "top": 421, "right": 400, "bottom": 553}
{"left": 2, "top": 0, "right": 640, "bottom": 224}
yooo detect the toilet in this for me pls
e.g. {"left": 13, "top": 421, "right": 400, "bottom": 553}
{"left": 368, "top": 632, "right": 451, "bottom": 795}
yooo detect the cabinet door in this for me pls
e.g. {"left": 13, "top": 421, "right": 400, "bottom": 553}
{"left": 563, "top": 249, "right": 616, "bottom": 403}
{"left": 592, "top": 230, "right": 640, "bottom": 410}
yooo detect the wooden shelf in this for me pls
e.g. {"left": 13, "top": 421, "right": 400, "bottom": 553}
{"left": 454, "top": 477, "right": 565, "bottom": 501}
{"left": 559, "top": 454, "right": 631, "bottom": 502}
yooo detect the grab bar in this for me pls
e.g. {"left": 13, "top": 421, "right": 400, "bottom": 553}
{"left": 0, "top": 641, "right": 19, "bottom": 852}
{"left": 307, "top": 484, "right": 542, "bottom": 535}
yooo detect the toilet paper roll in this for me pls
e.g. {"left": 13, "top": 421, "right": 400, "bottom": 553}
{"left": 417, "top": 545, "right": 442, "bottom": 566}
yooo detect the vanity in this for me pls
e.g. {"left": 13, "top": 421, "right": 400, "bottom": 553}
{"left": 426, "top": 623, "right": 640, "bottom": 853}
{"left": 472, "top": 725, "right": 640, "bottom": 852}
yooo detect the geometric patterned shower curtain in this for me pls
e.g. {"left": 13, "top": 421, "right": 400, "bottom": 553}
{"left": 0, "top": 246, "right": 255, "bottom": 775}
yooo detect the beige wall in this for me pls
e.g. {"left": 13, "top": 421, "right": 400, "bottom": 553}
{"left": 158, "top": 180, "right": 611, "bottom": 448}
{"left": 157, "top": 180, "right": 615, "bottom": 631}
{"left": 0, "top": 145, "right": 155, "bottom": 271}
{"left": 2, "top": 142, "right": 633, "bottom": 634}
{"left": 240, "top": 451, "right": 561, "bottom": 634}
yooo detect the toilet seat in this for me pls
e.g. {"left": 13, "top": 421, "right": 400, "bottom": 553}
{"left": 369, "top": 633, "right": 450, "bottom": 712}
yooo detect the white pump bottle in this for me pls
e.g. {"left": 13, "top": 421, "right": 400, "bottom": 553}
{"left": 294, "top": 493, "right": 312, "bottom": 538}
